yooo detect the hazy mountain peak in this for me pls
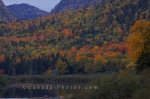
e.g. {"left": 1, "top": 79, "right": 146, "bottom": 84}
{"left": 8, "top": 3, "right": 49, "bottom": 20}
{"left": 0, "top": 0, "right": 16, "bottom": 22}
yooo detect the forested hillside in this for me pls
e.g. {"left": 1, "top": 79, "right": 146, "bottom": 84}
{"left": 0, "top": 0, "right": 149, "bottom": 75}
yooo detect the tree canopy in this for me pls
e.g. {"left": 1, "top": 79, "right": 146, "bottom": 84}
{"left": 127, "top": 20, "right": 150, "bottom": 71}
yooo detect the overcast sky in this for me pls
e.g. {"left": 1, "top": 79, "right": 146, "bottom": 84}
{"left": 3, "top": 0, "right": 61, "bottom": 12}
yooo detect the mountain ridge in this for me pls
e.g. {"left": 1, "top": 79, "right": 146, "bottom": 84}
{"left": 0, "top": 0, "right": 16, "bottom": 22}
{"left": 51, "top": 0, "right": 102, "bottom": 13}
{"left": 8, "top": 3, "right": 49, "bottom": 20}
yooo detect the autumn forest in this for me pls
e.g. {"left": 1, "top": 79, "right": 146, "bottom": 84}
{"left": 0, "top": 0, "right": 150, "bottom": 98}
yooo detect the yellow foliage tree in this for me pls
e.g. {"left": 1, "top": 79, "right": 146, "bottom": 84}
{"left": 56, "top": 59, "right": 67, "bottom": 74}
{"left": 127, "top": 20, "right": 150, "bottom": 70}
{"left": 46, "top": 68, "right": 53, "bottom": 76}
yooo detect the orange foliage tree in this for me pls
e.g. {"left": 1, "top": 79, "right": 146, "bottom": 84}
{"left": 0, "top": 55, "right": 6, "bottom": 63}
{"left": 127, "top": 20, "right": 150, "bottom": 70}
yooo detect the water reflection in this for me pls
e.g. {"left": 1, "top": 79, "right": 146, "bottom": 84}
{"left": 0, "top": 81, "right": 88, "bottom": 98}
{"left": 0, "top": 87, "right": 58, "bottom": 98}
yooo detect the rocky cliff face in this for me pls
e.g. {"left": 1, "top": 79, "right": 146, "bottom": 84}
{"left": 0, "top": 0, "right": 16, "bottom": 22}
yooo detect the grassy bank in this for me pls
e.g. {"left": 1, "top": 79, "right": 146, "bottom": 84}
{"left": 0, "top": 73, "right": 113, "bottom": 86}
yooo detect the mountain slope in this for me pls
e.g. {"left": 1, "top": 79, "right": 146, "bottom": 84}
{"left": 51, "top": 0, "right": 101, "bottom": 13}
{"left": 0, "top": 0, "right": 16, "bottom": 22}
{"left": 8, "top": 3, "right": 49, "bottom": 20}
{"left": 0, "top": 0, "right": 149, "bottom": 75}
